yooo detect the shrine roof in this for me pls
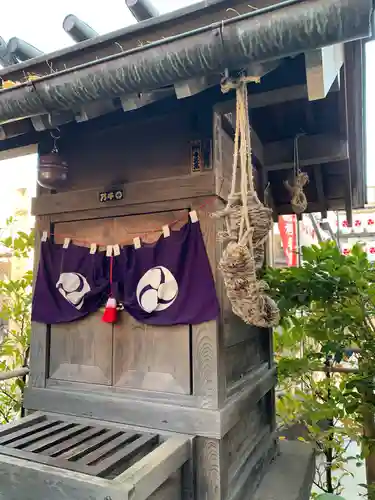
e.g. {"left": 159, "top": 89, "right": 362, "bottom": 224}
{"left": 0, "top": 0, "right": 372, "bottom": 127}
{"left": 0, "top": 0, "right": 372, "bottom": 219}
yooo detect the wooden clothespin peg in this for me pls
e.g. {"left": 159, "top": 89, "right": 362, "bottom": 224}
{"left": 189, "top": 210, "right": 199, "bottom": 223}
{"left": 113, "top": 244, "right": 121, "bottom": 256}
{"left": 162, "top": 225, "right": 171, "bottom": 238}
{"left": 41, "top": 231, "right": 48, "bottom": 242}
{"left": 106, "top": 245, "right": 113, "bottom": 257}
{"left": 63, "top": 238, "right": 71, "bottom": 249}
{"left": 90, "top": 243, "right": 97, "bottom": 255}
{"left": 133, "top": 237, "right": 141, "bottom": 250}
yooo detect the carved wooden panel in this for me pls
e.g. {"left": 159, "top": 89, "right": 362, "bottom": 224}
{"left": 49, "top": 210, "right": 192, "bottom": 394}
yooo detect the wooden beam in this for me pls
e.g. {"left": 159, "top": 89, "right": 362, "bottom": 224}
{"left": 0, "top": 119, "right": 35, "bottom": 140}
{"left": 0, "top": 143, "right": 37, "bottom": 162}
{"left": 220, "top": 113, "right": 264, "bottom": 166}
{"left": 314, "top": 164, "right": 328, "bottom": 218}
{"left": 31, "top": 112, "right": 74, "bottom": 131}
{"left": 116, "top": 436, "right": 191, "bottom": 500}
{"left": 174, "top": 76, "right": 216, "bottom": 100}
{"left": 120, "top": 88, "right": 173, "bottom": 112}
{"left": 265, "top": 134, "right": 348, "bottom": 171}
{"left": 305, "top": 43, "right": 344, "bottom": 101}
{"left": 31, "top": 172, "right": 215, "bottom": 216}
{"left": 277, "top": 199, "right": 345, "bottom": 215}
{"left": 246, "top": 60, "right": 282, "bottom": 79}
{"left": 216, "top": 83, "right": 340, "bottom": 115}
{"left": 75, "top": 99, "right": 118, "bottom": 122}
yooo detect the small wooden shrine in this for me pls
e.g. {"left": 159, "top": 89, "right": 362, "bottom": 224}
{"left": 0, "top": 0, "right": 372, "bottom": 499}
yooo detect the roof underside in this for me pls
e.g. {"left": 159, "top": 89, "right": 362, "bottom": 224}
{"left": 0, "top": 0, "right": 373, "bottom": 219}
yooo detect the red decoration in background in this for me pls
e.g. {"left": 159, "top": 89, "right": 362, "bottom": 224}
{"left": 278, "top": 215, "right": 297, "bottom": 267}
{"left": 369, "top": 247, "right": 375, "bottom": 254}
{"left": 342, "top": 220, "right": 349, "bottom": 228}
{"left": 343, "top": 248, "right": 350, "bottom": 255}
{"left": 368, "top": 218, "right": 375, "bottom": 226}
{"left": 354, "top": 219, "right": 362, "bottom": 227}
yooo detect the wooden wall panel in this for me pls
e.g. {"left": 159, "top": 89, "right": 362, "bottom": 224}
{"left": 225, "top": 334, "right": 269, "bottom": 389}
{"left": 60, "top": 111, "right": 196, "bottom": 191}
{"left": 225, "top": 399, "right": 268, "bottom": 473}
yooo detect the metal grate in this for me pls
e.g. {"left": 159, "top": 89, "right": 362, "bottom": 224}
{"left": 0, "top": 413, "right": 159, "bottom": 478}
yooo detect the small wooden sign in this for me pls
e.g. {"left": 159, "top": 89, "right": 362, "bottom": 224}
{"left": 99, "top": 189, "right": 124, "bottom": 203}
{"left": 190, "top": 141, "right": 202, "bottom": 173}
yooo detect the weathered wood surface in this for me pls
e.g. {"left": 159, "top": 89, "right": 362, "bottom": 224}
{"left": 24, "top": 366, "right": 275, "bottom": 439}
{"left": 195, "top": 421, "right": 276, "bottom": 500}
{"left": 63, "top": 112, "right": 194, "bottom": 189}
{"left": 0, "top": 413, "right": 191, "bottom": 500}
{"left": 0, "top": 454, "right": 130, "bottom": 500}
{"left": 305, "top": 44, "right": 344, "bottom": 101}
{"left": 117, "top": 436, "right": 191, "bottom": 500}
{"left": 29, "top": 216, "right": 51, "bottom": 390}
{"left": 228, "top": 433, "right": 277, "bottom": 500}
{"left": 264, "top": 134, "right": 348, "bottom": 171}
{"left": 32, "top": 172, "right": 215, "bottom": 216}
{"left": 196, "top": 436, "right": 229, "bottom": 500}
{"left": 49, "top": 212, "right": 191, "bottom": 394}
{"left": 0, "top": 412, "right": 158, "bottom": 478}
{"left": 191, "top": 200, "right": 226, "bottom": 409}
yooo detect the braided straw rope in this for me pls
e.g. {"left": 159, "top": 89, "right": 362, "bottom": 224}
{"left": 284, "top": 171, "right": 309, "bottom": 214}
{"left": 213, "top": 76, "right": 279, "bottom": 328}
{"left": 284, "top": 134, "right": 309, "bottom": 214}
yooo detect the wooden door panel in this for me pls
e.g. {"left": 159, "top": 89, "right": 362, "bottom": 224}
{"left": 113, "top": 210, "right": 191, "bottom": 395}
{"left": 49, "top": 315, "right": 113, "bottom": 385}
{"left": 48, "top": 210, "right": 192, "bottom": 394}
{"left": 49, "top": 219, "right": 115, "bottom": 385}
{"left": 113, "top": 318, "right": 190, "bottom": 394}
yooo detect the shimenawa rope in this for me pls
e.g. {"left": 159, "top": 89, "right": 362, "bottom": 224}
{"left": 212, "top": 76, "right": 279, "bottom": 328}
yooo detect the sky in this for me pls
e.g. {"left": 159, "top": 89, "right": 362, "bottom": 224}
{"left": 0, "top": 0, "right": 374, "bottom": 210}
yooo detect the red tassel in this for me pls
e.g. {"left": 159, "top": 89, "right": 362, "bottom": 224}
{"left": 102, "top": 297, "right": 118, "bottom": 323}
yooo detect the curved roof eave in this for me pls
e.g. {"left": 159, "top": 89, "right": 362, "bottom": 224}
{"left": 0, "top": 0, "right": 373, "bottom": 124}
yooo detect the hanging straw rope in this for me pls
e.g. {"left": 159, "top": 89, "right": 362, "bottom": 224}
{"left": 212, "top": 76, "right": 279, "bottom": 328}
{"left": 284, "top": 134, "right": 309, "bottom": 214}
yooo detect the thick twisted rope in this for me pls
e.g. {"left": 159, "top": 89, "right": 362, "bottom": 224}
{"left": 212, "top": 76, "right": 279, "bottom": 328}
{"left": 284, "top": 171, "right": 309, "bottom": 214}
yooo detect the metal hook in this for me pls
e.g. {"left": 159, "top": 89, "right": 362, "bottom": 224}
{"left": 50, "top": 127, "right": 61, "bottom": 140}
{"left": 49, "top": 128, "right": 61, "bottom": 153}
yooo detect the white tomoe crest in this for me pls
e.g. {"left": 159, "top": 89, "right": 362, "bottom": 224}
{"left": 56, "top": 272, "right": 91, "bottom": 310}
{"left": 136, "top": 266, "right": 178, "bottom": 313}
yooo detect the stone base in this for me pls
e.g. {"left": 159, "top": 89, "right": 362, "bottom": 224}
{"left": 253, "top": 440, "right": 315, "bottom": 500}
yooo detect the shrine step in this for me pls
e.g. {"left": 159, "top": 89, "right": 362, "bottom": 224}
{"left": 252, "top": 440, "right": 315, "bottom": 500}
{"left": 0, "top": 412, "right": 192, "bottom": 500}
